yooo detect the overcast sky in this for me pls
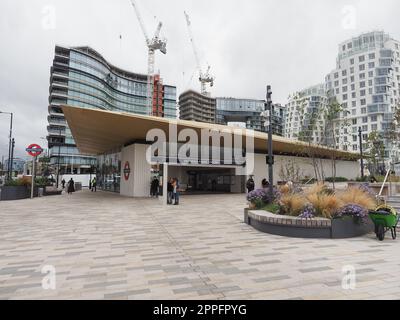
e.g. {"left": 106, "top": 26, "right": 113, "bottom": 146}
{"left": 0, "top": 0, "right": 399, "bottom": 160}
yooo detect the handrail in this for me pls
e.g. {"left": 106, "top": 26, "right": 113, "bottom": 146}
{"left": 379, "top": 163, "right": 392, "bottom": 197}
{"left": 303, "top": 177, "right": 315, "bottom": 185}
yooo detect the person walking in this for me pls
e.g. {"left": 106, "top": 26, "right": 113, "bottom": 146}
{"left": 67, "top": 178, "right": 75, "bottom": 194}
{"left": 167, "top": 178, "right": 173, "bottom": 204}
{"left": 61, "top": 179, "right": 66, "bottom": 190}
{"left": 91, "top": 177, "right": 97, "bottom": 192}
{"left": 246, "top": 177, "right": 255, "bottom": 193}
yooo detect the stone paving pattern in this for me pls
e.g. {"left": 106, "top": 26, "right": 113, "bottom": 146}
{"left": 1, "top": 190, "right": 400, "bottom": 300}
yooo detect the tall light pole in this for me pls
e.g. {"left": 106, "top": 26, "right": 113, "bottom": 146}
{"left": 0, "top": 111, "right": 13, "bottom": 180}
{"left": 358, "top": 127, "right": 364, "bottom": 179}
{"left": 266, "top": 86, "right": 274, "bottom": 197}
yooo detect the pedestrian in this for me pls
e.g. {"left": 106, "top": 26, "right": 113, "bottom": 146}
{"left": 212, "top": 179, "right": 217, "bottom": 192}
{"left": 150, "top": 177, "right": 159, "bottom": 197}
{"left": 61, "top": 179, "right": 66, "bottom": 190}
{"left": 167, "top": 178, "right": 173, "bottom": 204}
{"left": 246, "top": 177, "right": 255, "bottom": 193}
{"left": 91, "top": 177, "right": 97, "bottom": 192}
{"left": 173, "top": 178, "right": 180, "bottom": 205}
{"left": 67, "top": 178, "right": 75, "bottom": 194}
{"left": 261, "top": 178, "right": 269, "bottom": 189}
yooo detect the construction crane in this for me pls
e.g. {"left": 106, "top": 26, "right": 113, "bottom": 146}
{"left": 129, "top": 0, "right": 167, "bottom": 115}
{"left": 184, "top": 11, "right": 214, "bottom": 96}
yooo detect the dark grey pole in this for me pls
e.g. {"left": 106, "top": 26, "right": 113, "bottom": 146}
{"left": 266, "top": 85, "right": 273, "bottom": 197}
{"left": 10, "top": 138, "right": 15, "bottom": 179}
{"left": 56, "top": 127, "right": 62, "bottom": 188}
{"left": 358, "top": 127, "right": 364, "bottom": 178}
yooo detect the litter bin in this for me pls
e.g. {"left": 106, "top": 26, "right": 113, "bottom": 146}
{"left": 74, "top": 182, "right": 82, "bottom": 191}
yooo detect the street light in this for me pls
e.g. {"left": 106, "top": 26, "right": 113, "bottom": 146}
{"left": 358, "top": 127, "right": 364, "bottom": 179}
{"left": 0, "top": 111, "right": 13, "bottom": 181}
{"left": 261, "top": 86, "right": 274, "bottom": 198}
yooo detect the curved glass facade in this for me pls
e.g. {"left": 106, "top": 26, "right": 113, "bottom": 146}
{"left": 47, "top": 46, "right": 177, "bottom": 178}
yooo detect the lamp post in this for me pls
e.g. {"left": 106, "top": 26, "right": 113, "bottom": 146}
{"left": 0, "top": 111, "right": 13, "bottom": 180}
{"left": 56, "top": 128, "right": 62, "bottom": 188}
{"left": 358, "top": 127, "right": 364, "bottom": 179}
{"left": 263, "top": 85, "right": 274, "bottom": 198}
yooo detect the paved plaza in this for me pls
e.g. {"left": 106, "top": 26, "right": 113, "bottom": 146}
{"left": 0, "top": 190, "right": 400, "bottom": 300}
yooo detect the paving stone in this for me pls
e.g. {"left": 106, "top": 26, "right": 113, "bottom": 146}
{"left": 1, "top": 190, "right": 400, "bottom": 300}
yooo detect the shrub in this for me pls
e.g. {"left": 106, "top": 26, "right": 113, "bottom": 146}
{"left": 4, "top": 177, "right": 31, "bottom": 187}
{"left": 306, "top": 192, "right": 341, "bottom": 219}
{"left": 338, "top": 187, "right": 376, "bottom": 210}
{"left": 298, "top": 204, "right": 316, "bottom": 219}
{"left": 247, "top": 188, "right": 280, "bottom": 208}
{"left": 325, "top": 177, "right": 348, "bottom": 182}
{"left": 279, "top": 193, "right": 307, "bottom": 216}
{"left": 334, "top": 204, "right": 369, "bottom": 223}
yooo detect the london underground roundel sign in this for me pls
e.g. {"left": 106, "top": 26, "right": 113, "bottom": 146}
{"left": 123, "top": 161, "right": 131, "bottom": 181}
{"left": 26, "top": 144, "right": 43, "bottom": 157}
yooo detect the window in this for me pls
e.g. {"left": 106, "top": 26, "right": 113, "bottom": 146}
{"left": 359, "top": 73, "right": 366, "bottom": 79}
{"left": 351, "top": 76, "right": 355, "bottom": 82}
{"left": 362, "top": 116, "right": 368, "bottom": 122}
{"left": 360, "top": 89, "right": 366, "bottom": 96}
{"left": 350, "top": 58, "right": 355, "bottom": 65}
{"left": 359, "top": 55, "right": 365, "bottom": 62}
{"left": 369, "top": 71, "right": 374, "bottom": 77}
{"left": 352, "top": 119, "right": 357, "bottom": 125}
{"left": 342, "top": 70, "right": 347, "bottom": 76}
{"left": 359, "top": 64, "right": 365, "bottom": 71}
{"left": 352, "top": 100, "right": 356, "bottom": 107}
{"left": 343, "top": 78, "right": 348, "bottom": 85}
{"left": 369, "top": 53, "right": 375, "bottom": 59}
{"left": 342, "top": 86, "right": 348, "bottom": 92}
{"left": 360, "top": 81, "right": 366, "bottom": 88}
{"left": 334, "top": 72, "right": 339, "bottom": 79}
{"left": 352, "top": 92, "right": 356, "bottom": 98}
{"left": 334, "top": 80, "right": 339, "bottom": 87}
{"left": 371, "top": 115, "right": 377, "bottom": 122}
{"left": 353, "top": 136, "right": 358, "bottom": 142}
{"left": 361, "top": 99, "right": 366, "bottom": 105}
{"left": 351, "top": 84, "right": 355, "bottom": 91}
{"left": 362, "top": 125, "right": 368, "bottom": 131}
{"left": 369, "top": 62, "right": 375, "bottom": 68}
{"left": 342, "top": 94, "right": 348, "bottom": 101}
{"left": 350, "top": 67, "right": 354, "bottom": 74}
{"left": 352, "top": 109, "right": 356, "bottom": 115}
{"left": 371, "top": 124, "right": 378, "bottom": 131}
{"left": 353, "top": 145, "right": 358, "bottom": 151}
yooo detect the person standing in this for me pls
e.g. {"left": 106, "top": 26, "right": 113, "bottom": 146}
{"left": 91, "top": 177, "right": 97, "bottom": 192}
{"left": 61, "top": 179, "right": 66, "bottom": 190}
{"left": 261, "top": 178, "right": 269, "bottom": 189}
{"left": 67, "top": 178, "right": 75, "bottom": 194}
{"left": 167, "top": 178, "right": 173, "bottom": 204}
{"left": 173, "top": 178, "right": 180, "bottom": 205}
{"left": 246, "top": 177, "right": 255, "bottom": 193}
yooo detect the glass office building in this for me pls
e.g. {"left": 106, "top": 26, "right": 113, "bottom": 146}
{"left": 47, "top": 46, "right": 177, "bottom": 186}
{"left": 216, "top": 97, "right": 284, "bottom": 135}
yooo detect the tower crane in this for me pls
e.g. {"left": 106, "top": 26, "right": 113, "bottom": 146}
{"left": 184, "top": 11, "right": 214, "bottom": 96}
{"left": 129, "top": 0, "right": 167, "bottom": 115}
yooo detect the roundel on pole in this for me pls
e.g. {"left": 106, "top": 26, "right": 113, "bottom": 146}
{"left": 26, "top": 144, "right": 43, "bottom": 157}
{"left": 123, "top": 161, "right": 131, "bottom": 181}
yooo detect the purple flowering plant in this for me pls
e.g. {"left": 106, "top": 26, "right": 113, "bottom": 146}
{"left": 298, "top": 204, "right": 316, "bottom": 219}
{"left": 247, "top": 188, "right": 281, "bottom": 208}
{"left": 335, "top": 204, "right": 369, "bottom": 223}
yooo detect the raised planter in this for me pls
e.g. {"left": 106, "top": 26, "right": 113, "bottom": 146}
{"left": 244, "top": 209, "right": 374, "bottom": 239}
{"left": 0, "top": 185, "right": 30, "bottom": 201}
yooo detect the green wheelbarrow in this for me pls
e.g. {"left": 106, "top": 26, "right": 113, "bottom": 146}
{"left": 369, "top": 205, "right": 399, "bottom": 241}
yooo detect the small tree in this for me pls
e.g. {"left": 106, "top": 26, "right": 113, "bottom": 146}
{"left": 279, "top": 159, "right": 303, "bottom": 184}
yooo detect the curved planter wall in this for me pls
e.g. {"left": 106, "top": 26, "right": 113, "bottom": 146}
{"left": 244, "top": 209, "right": 373, "bottom": 239}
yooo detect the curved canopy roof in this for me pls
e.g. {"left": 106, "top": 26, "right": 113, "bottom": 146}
{"left": 62, "top": 105, "right": 360, "bottom": 161}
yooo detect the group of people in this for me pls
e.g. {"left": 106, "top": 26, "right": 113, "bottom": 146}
{"left": 167, "top": 178, "right": 180, "bottom": 205}
{"left": 61, "top": 178, "right": 76, "bottom": 194}
{"left": 246, "top": 176, "right": 270, "bottom": 193}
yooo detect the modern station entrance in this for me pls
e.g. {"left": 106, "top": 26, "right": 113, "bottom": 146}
{"left": 162, "top": 164, "right": 246, "bottom": 197}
